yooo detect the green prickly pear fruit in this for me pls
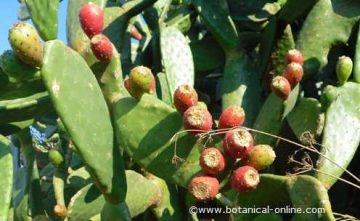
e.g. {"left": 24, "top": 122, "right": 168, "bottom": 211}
{"left": 336, "top": 56, "right": 353, "bottom": 85}
{"left": 320, "top": 85, "right": 338, "bottom": 110}
{"left": 188, "top": 175, "right": 220, "bottom": 201}
{"left": 245, "top": 144, "right": 276, "bottom": 170}
{"left": 48, "top": 149, "right": 64, "bottom": 168}
{"left": 0, "top": 50, "right": 40, "bottom": 82}
{"left": 124, "top": 66, "right": 156, "bottom": 100}
{"left": 8, "top": 22, "right": 43, "bottom": 67}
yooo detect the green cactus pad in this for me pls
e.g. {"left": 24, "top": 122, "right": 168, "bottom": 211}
{"left": 287, "top": 98, "right": 322, "bottom": 141}
{"left": 101, "top": 202, "right": 131, "bottom": 221}
{"left": 160, "top": 26, "right": 194, "bottom": 96}
{"left": 0, "top": 50, "right": 41, "bottom": 83}
{"left": 297, "top": 0, "right": 360, "bottom": 77}
{"left": 165, "top": 5, "right": 194, "bottom": 33}
{"left": 25, "top": 0, "right": 59, "bottom": 40}
{"left": 156, "top": 72, "right": 173, "bottom": 105}
{"left": 113, "top": 94, "right": 202, "bottom": 187}
{"left": 0, "top": 80, "right": 52, "bottom": 124}
{"left": 287, "top": 175, "right": 335, "bottom": 220}
{"left": 279, "top": 0, "right": 318, "bottom": 24}
{"left": 68, "top": 170, "right": 161, "bottom": 220}
{"left": 190, "top": 37, "right": 225, "bottom": 72}
{"left": 0, "top": 136, "right": 13, "bottom": 221}
{"left": 221, "top": 51, "right": 262, "bottom": 126}
{"left": 316, "top": 82, "right": 360, "bottom": 189}
{"left": 41, "top": 40, "right": 126, "bottom": 203}
{"left": 258, "top": 16, "right": 277, "bottom": 75}
{"left": 253, "top": 85, "right": 299, "bottom": 145}
{"left": 192, "top": 0, "right": 238, "bottom": 51}
{"left": 354, "top": 22, "right": 360, "bottom": 83}
{"left": 253, "top": 214, "right": 283, "bottom": 221}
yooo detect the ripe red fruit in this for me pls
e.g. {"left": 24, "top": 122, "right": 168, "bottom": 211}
{"left": 283, "top": 62, "right": 304, "bottom": 88}
{"left": 188, "top": 175, "right": 220, "bottom": 201}
{"left": 271, "top": 76, "right": 291, "bottom": 100}
{"left": 79, "top": 2, "right": 104, "bottom": 38}
{"left": 91, "top": 34, "right": 113, "bottom": 62}
{"left": 200, "top": 148, "right": 226, "bottom": 175}
{"left": 130, "top": 26, "right": 143, "bottom": 40}
{"left": 174, "top": 85, "right": 198, "bottom": 113}
{"left": 230, "top": 166, "right": 259, "bottom": 192}
{"left": 218, "top": 105, "right": 245, "bottom": 130}
{"left": 223, "top": 129, "right": 254, "bottom": 159}
{"left": 183, "top": 105, "right": 213, "bottom": 136}
{"left": 285, "top": 49, "right": 303, "bottom": 65}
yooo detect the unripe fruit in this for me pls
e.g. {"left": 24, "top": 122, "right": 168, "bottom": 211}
{"left": 284, "top": 62, "right": 304, "bottom": 88}
{"left": 79, "top": 2, "right": 103, "bottom": 38}
{"left": 245, "top": 145, "right": 276, "bottom": 170}
{"left": 218, "top": 105, "right": 245, "bottom": 130}
{"left": 48, "top": 149, "right": 64, "bottom": 168}
{"left": 199, "top": 148, "right": 226, "bottom": 175}
{"left": 223, "top": 129, "right": 254, "bottom": 159}
{"left": 271, "top": 76, "right": 291, "bottom": 100}
{"left": 130, "top": 26, "right": 143, "bottom": 40}
{"left": 230, "top": 166, "right": 259, "bottom": 192}
{"left": 188, "top": 175, "right": 220, "bottom": 201}
{"left": 336, "top": 56, "right": 353, "bottom": 85}
{"left": 320, "top": 85, "right": 338, "bottom": 110}
{"left": 54, "top": 204, "right": 67, "bottom": 218}
{"left": 285, "top": 49, "right": 303, "bottom": 65}
{"left": 183, "top": 105, "right": 213, "bottom": 136}
{"left": 91, "top": 34, "right": 113, "bottom": 62}
{"left": 8, "top": 22, "right": 43, "bottom": 67}
{"left": 174, "top": 85, "right": 198, "bottom": 113}
{"left": 125, "top": 66, "right": 156, "bottom": 100}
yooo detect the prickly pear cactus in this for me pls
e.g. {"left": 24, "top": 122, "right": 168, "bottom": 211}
{"left": 1, "top": 0, "right": 360, "bottom": 220}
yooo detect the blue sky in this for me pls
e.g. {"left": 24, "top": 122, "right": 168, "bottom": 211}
{"left": 0, "top": 1, "right": 68, "bottom": 53}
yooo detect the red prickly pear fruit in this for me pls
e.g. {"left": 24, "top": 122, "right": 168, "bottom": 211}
{"left": 174, "top": 85, "right": 198, "bottom": 113}
{"left": 183, "top": 105, "right": 213, "bottom": 136}
{"left": 188, "top": 175, "right": 220, "bottom": 201}
{"left": 245, "top": 145, "right": 276, "bottom": 170}
{"left": 91, "top": 34, "right": 113, "bottom": 62}
{"left": 125, "top": 66, "right": 156, "bottom": 100}
{"left": 199, "top": 147, "right": 226, "bottom": 175}
{"left": 283, "top": 62, "right": 303, "bottom": 88}
{"left": 271, "top": 76, "right": 291, "bottom": 100}
{"left": 48, "top": 149, "right": 64, "bottom": 168}
{"left": 230, "top": 165, "right": 259, "bottom": 192}
{"left": 218, "top": 105, "right": 245, "bottom": 130}
{"left": 54, "top": 204, "right": 67, "bottom": 218}
{"left": 8, "top": 22, "right": 43, "bottom": 67}
{"left": 223, "top": 129, "right": 254, "bottom": 159}
{"left": 336, "top": 56, "right": 353, "bottom": 85}
{"left": 285, "top": 49, "right": 303, "bottom": 65}
{"left": 79, "top": 2, "right": 103, "bottom": 38}
{"left": 130, "top": 26, "right": 143, "bottom": 40}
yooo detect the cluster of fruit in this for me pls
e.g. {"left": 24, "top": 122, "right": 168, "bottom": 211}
{"left": 122, "top": 65, "right": 277, "bottom": 201}
{"left": 271, "top": 49, "right": 304, "bottom": 100}
{"left": 79, "top": 2, "right": 113, "bottom": 62}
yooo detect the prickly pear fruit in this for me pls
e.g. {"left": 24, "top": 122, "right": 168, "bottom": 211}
{"left": 271, "top": 76, "right": 291, "bottom": 100}
{"left": 79, "top": 2, "right": 103, "bottom": 38}
{"left": 230, "top": 166, "right": 259, "bottom": 192}
{"left": 223, "top": 129, "right": 254, "bottom": 159}
{"left": 218, "top": 105, "right": 245, "bottom": 130}
{"left": 245, "top": 145, "right": 276, "bottom": 170}
{"left": 320, "top": 85, "right": 338, "bottom": 110}
{"left": 54, "top": 204, "right": 67, "bottom": 218}
{"left": 199, "top": 147, "right": 226, "bottom": 175}
{"left": 188, "top": 175, "right": 220, "bottom": 201}
{"left": 130, "top": 26, "right": 142, "bottom": 40}
{"left": 336, "top": 56, "right": 353, "bottom": 85}
{"left": 285, "top": 49, "right": 303, "bottom": 65}
{"left": 125, "top": 66, "right": 156, "bottom": 100}
{"left": 284, "top": 62, "right": 304, "bottom": 88}
{"left": 91, "top": 34, "right": 113, "bottom": 62}
{"left": 8, "top": 22, "right": 43, "bottom": 67}
{"left": 174, "top": 85, "right": 198, "bottom": 113}
{"left": 48, "top": 149, "right": 64, "bottom": 168}
{"left": 183, "top": 105, "right": 213, "bottom": 136}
